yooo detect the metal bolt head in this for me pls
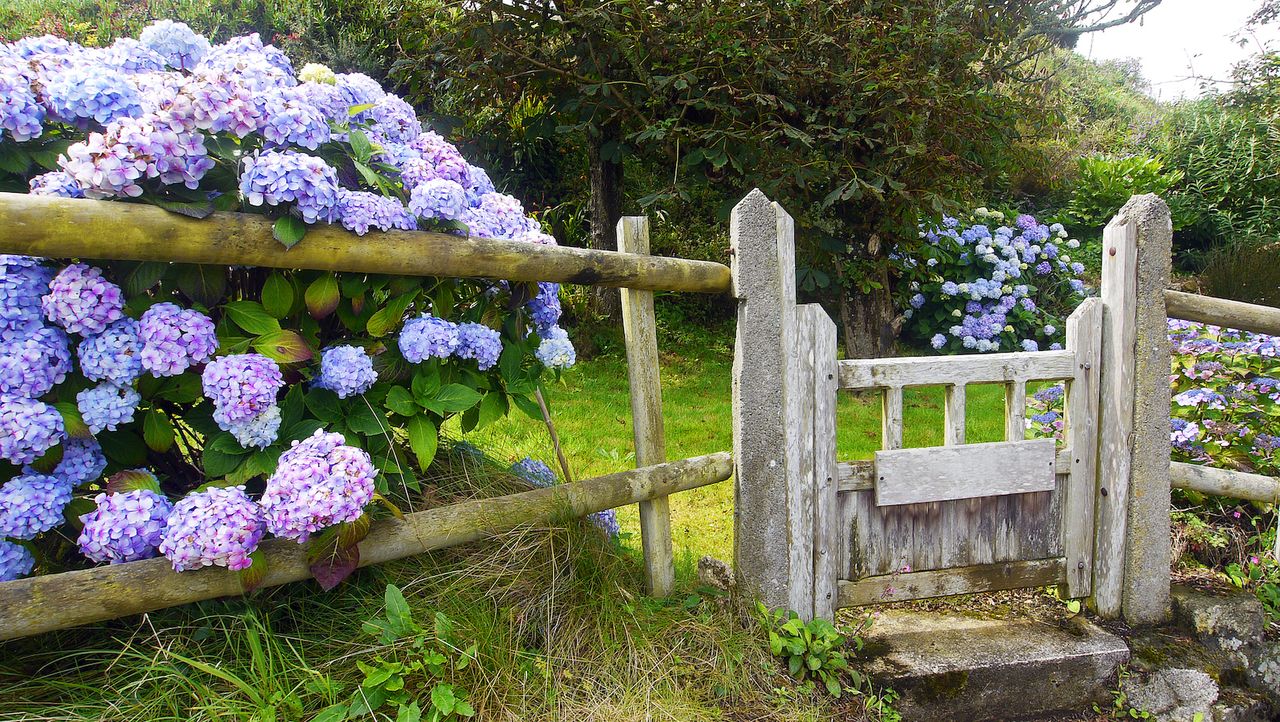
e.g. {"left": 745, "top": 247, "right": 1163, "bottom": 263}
{"left": 1108, "top": 247, "right": 1117, "bottom": 257}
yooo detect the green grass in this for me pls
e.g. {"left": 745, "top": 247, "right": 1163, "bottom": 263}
{"left": 449, "top": 335, "right": 1010, "bottom": 566}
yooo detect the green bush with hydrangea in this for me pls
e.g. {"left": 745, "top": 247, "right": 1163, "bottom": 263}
{"left": 893, "top": 208, "right": 1091, "bottom": 355}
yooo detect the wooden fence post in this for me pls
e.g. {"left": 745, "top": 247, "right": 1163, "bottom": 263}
{"left": 731, "top": 189, "right": 837, "bottom": 620}
{"left": 618, "top": 216, "right": 674, "bottom": 597}
{"left": 1093, "top": 194, "right": 1173, "bottom": 624}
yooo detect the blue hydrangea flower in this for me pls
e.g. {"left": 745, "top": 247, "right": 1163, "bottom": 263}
{"left": 336, "top": 189, "right": 416, "bottom": 235}
{"left": 0, "top": 255, "right": 51, "bottom": 341}
{"left": 909, "top": 293, "right": 925, "bottom": 309}
{"left": 44, "top": 65, "right": 143, "bottom": 127}
{"left": 78, "top": 318, "right": 142, "bottom": 384}
{"left": 0, "top": 68, "right": 44, "bottom": 142}
{"left": 511, "top": 457, "right": 557, "bottom": 487}
{"left": 77, "top": 488, "right": 173, "bottom": 564}
{"left": 399, "top": 315, "right": 459, "bottom": 363}
{"left": 408, "top": 178, "right": 467, "bottom": 221}
{"left": 462, "top": 192, "right": 530, "bottom": 239}
{"left": 45, "top": 437, "right": 108, "bottom": 487}
{"left": 314, "top": 345, "right": 377, "bottom": 399}
{"left": 589, "top": 509, "right": 620, "bottom": 539}
{"left": 0, "top": 540, "right": 34, "bottom": 582}
{"left": 334, "top": 72, "right": 385, "bottom": 120}
{"left": 1021, "top": 339, "right": 1039, "bottom": 352}
{"left": 227, "top": 405, "right": 282, "bottom": 450}
{"left": 0, "top": 474, "right": 72, "bottom": 539}
{"left": 77, "top": 383, "right": 141, "bottom": 435}
{"left": 139, "top": 302, "right": 218, "bottom": 377}
{"left": 42, "top": 263, "right": 125, "bottom": 335}
{"left": 535, "top": 326, "right": 576, "bottom": 369}
{"left": 454, "top": 322, "right": 502, "bottom": 370}
{"left": 202, "top": 354, "right": 284, "bottom": 429}
{"left": 158, "top": 485, "right": 266, "bottom": 572}
{"left": 930, "top": 334, "right": 946, "bottom": 350}
{"left": 99, "top": 37, "right": 167, "bottom": 73}
{"left": 370, "top": 94, "right": 420, "bottom": 144}
{"left": 239, "top": 150, "right": 340, "bottom": 224}
{"left": 0, "top": 326, "right": 71, "bottom": 398}
{"left": 0, "top": 397, "right": 66, "bottom": 465}
{"left": 527, "top": 282, "right": 561, "bottom": 333}
{"left": 1173, "top": 388, "right": 1228, "bottom": 410}
{"left": 138, "top": 19, "right": 209, "bottom": 70}
{"left": 258, "top": 87, "right": 331, "bottom": 150}
{"left": 28, "top": 171, "right": 83, "bottom": 198}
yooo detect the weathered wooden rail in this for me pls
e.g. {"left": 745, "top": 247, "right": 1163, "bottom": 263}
{"left": 0, "top": 453, "right": 732, "bottom": 641}
{"left": 0, "top": 192, "right": 737, "bottom": 637}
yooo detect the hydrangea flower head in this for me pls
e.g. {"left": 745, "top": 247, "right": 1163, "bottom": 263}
{"left": 78, "top": 317, "right": 142, "bottom": 384}
{"left": 298, "top": 63, "right": 336, "bottom": 84}
{"left": 0, "top": 326, "right": 71, "bottom": 398}
{"left": 78, "top": 488, "right": 173, "bottom": 564}
{"left": 227, "top": 405, "right": 282, "bottom": 450}
{"left": 139, "top": 20, "right": 209, "bottom": 70}
{"left": 42, "top": 263, "right": 124, "bottom": 335}
{"left": 0, "top": 397, "right": 66, "bottom": 465}
{"left": 0, "top": 255, "right": 52, "bottom": 340}
{"left": 100, "top": 37, "right": 168, "bottom": 74}
{"left": 77, "top": 382, "right": 141, "bottom": 434}
{"left": 258, "top": 87, "right": 331, "bottom": 150}
{"left": 527, "top": 282, "right": 561, "bottom": 333}
{"left": 314, "top": 345, "right": 377, "bottom": 399}
{"left": 370, "top": 94, "right": 420, "bottom": 144}
{"left": 261, "top": 430, "right": 377, "bottom": 542}
{"left": 138, "top": 302, "right": 218, "bottom": 376}
{"left": 44, "top": 65, "right": 143, "bottom": 127}
{"left": 159, "top": 485, "right": 266, "bottom": 572}
{"left": 0, "top": 68, "right": 44, "bottom": 142}
{"left": 337, "top": 189, "right": 416, "bottom": 235}
{"left": 28, "top": 171, "right": 83, "bottom": 198}
{"left": 46, "top": 437, "right": 108, "bottom": 487}
{"left": 399, "top": 315, "right": 458, "bottom": 363}
{"left": 536, "top": 326, "right": 576, "bottom": 369}
{"left": 454, "top": 322, "right": 502, "bottom": 370}
{"left": 202, "top": 353, "right": 284, "bottom": 429}
{"left": 0, "top": 540, "right": 34, "bottom": 582}
{"left": 589, "top": 509, "right": 620, "bottom": 538}
{"left": 408, "top": 178, "right": 467, "bottom": 221}
{"left": 239, "top": 150, "right": 340, "bottom": 223}
{"left": 0, "top": 474, "right": 72, "bottom": 539}
{"left": 511, "top": 457, "right": 557, "bottom": 487}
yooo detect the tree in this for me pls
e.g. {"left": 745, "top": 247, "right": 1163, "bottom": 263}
{"left": 398, "top": 0, "right": 1158, "bottom": 351}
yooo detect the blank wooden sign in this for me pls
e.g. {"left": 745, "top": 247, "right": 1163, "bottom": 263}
{"left": 873, "top": 439, "right": 1057, "bottom": 506}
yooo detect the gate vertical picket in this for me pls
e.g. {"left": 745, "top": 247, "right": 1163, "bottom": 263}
{"left": 1063, "top": 298, "right": 1103, "bottom": 598}
{"left": 810, "top": 306, "right": 839, "bottom": 620}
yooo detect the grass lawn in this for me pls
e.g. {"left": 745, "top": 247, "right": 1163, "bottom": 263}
{"left": 449, "top": 332, "right": 1012, "bottom": 568}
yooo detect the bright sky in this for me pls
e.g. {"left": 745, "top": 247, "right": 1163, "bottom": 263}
{"left": 1083, "top": 0, "right": 1280, "bottom": 99}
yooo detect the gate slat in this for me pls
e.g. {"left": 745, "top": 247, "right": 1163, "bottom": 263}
{"left": 837, "top": 557, "right": 1067, "bottom": 607}
{"left": 839, "top": 350, "right": 1075, "bottom": 389}
{"left": 810, "top": 307, "right": 840, "bottom": 620}
{"left": 1063, "top": 298, "right": 1103, "bottom": 598}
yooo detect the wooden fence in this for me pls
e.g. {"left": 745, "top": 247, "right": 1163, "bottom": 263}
{"left": 0, "top": 192, "right": 736, "bottom": 641}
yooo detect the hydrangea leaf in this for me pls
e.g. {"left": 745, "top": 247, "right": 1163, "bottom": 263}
{"left": 170, "top": 263, "right": 227, "bottom": 307}
{"left": 411, "top": 365, "right": 441, "bottom": 404}
{"left": 145, "top": 196, "right": 216, "bottom": 219}
{"left": 305, "top": 273, "right": 340, "bottom": 319}
{"left": 420, "top": 384, "right": 482, "bottom": 415}
{"left": 346, "top": 402, "right": 388, "bottom": 437}
{"left": 53, "top": 401, "right": 92, "bottom": 439}
{"left": 97, "top": 430, "right": 149, "bottom": 467}
{"left": 104, "top": 468, "right": 163, "bottom": 495}
{"left": 239, "top": 550, "right": 268, "bottom": 593}
{"left": 309, "top": 538, "right": 359, "bottom": 591}
{"left": 406, "top": 414, "right": 438, "bottom": 471}
{"left": 224, "top": 301, "right": 281, "bottom": 336}
{"left": 62, "top": 497, "right": 96, "bottom": 531}
{"left": 385, "top": 386, "right": 419, "bottom": 417}
{"left": 253, "top": 330, "right": 314, "bottom": 364}
{"left": 476, "top": 391, "right": 508, "bottom": 429}
{"left": 366, "top": 292, "right": 418, "bottom": 338}
{"left": 143, "top": 409, "right": 175, "bottom": 453}
{"left": 338, "top": 513, "right": 371, "bottom": 549}
{"left": 261, "top": 272, "right": 295, "bottom": 319}
{"left": 273, "top": 216, "right": 308, "bottom": 249}
{"left": 304, "top": 389, "right": 342, "bottom": 422}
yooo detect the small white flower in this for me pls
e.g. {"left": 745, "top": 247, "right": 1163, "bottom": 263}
{"left": 951, "top": 309, "right": 963, "bottom": 318}
{"left": 1067, "top": 239, "right": 1080, "bottom": 249}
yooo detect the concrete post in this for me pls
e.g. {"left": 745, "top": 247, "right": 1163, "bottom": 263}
{"left": 1093, "top": 194, "right": 1173, "bottom": 624}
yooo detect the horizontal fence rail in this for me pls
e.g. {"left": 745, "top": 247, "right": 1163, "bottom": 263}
{"left": 1171, "top": 461, "right": 1280, "bottom": 504}
{"left": 0, "top": 194, "right": 734, "bottom": 294}
{"left": 1165, "top": 289, "right": 1280, "bottom": 337}
{"left": 837, "top": 349, "right": 1076, "bottom": 389}
{"left": 0, "top": 453, "right": 733, "bottom": 641}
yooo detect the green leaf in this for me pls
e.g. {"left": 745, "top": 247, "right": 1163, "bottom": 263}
{"left": 305, "top": 388, "right": 342, "bottom": 422}
{"left": 204, "top": 444, "right": 246, "bottom": 478}
{"left": 98, "top": 430, "right": 149, "bottom": 467}
{"left": 0, "top": 144, "right": 31, "bottom": 174}
{"left": 261, "top": 272, "right": 295, "bottom": 318}
{"left": 366, "top": 292, "right": 418, "bottom": 338}
{"left": 282, "top": 418, "right": 326, "bottom": 443}
{"left": 143, "top": 409, "right": 175, "bottom": 453}
{"left": 155, "top": 374, "right": 202, "bottom": 403}
{"left": 305, "top": 273, "right": 341, "bottom": 319}
{"left": 171, "top": 263, "right": 227, "bottom": 307}
{"left": 121, "top": 261, "right": 170, "bottom": 297}
{"left": 395, "top": 702, "right": 422, "bottom": 722}
{"left": 384, "top": 583, "right": 415, "bottom": 634}
{"left": 347, "top": 402, "right": 389, "bottom": 436}
{"left": 273, "top": 216, "right": 307, "bottom": 248}
{"left": 430, "top": 684, "right": 456, "bottom": 716}
{"left": 384, "top": 386, "right": 418, "bottom": 416}
{"left": 476, "top": 391, "right": 507, "bottom": 429}
{"left": 253, "top": 330, "right": 314, "bottom": 364}
{"left": 312, "top": 704, "right": 347, "bottom": 722}
{"left": 348, "top": 129, "right": 374, "bottom": 162}
{"left": 512, "top": 393, "right": 543, "bottom": 421}
{"left": 104, "top": 468, "right": 163, "bottom": 495}
{"left": 420, "top": 384, "right": 482, "bottom": 415}
{"left": 411, "top": 365, "right": 441, "bottom": 403}
{"left": 406, "top": 414, "right": 438, "bottom": 470}
{"left": 146, "top": 196, "right": 216, "bottom": 219}
{"left": 224, "top": 301, "right": 282, "bottom": 336}
{"left": 239, "top": 550, "right": 268, "bottom": 592}
{"left": 53, "top": 401, "right": 91, "bottom": 439}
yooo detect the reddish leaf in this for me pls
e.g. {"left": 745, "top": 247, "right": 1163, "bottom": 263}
{"left": 105, "top": 469, "right": 162, "bottom": 495}
{"left": 239, "top": 550, "right": 268, "bottom": 593}
{"left": 305, "top": 274, "right": 340, "bottom": 319}
{"left": 310, "top": 543, "right": 360, "bottom": 591}
{"left": 253, "top": 330, "right": 314, "bottom": 364}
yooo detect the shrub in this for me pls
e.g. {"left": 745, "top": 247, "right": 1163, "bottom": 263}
{"left": 1061, "top": 154, "right": 1182, "bottom": 234}
{"left": 893, "top": 209, "right": 1090, "bottom": 354}
{"left": 0, "top": 23, "right": 575, "bottom": 587}
{"left": 1200, "top": 240, "right": 1280, "bottom": 307}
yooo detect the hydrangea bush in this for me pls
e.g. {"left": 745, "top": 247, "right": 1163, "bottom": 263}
{"left": 0, "top": 23, "right": 578, "bottom": 586}
{"left": 894, "top": 209, "right": 1091, "bottom": 354}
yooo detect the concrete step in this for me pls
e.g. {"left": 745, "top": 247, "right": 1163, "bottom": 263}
{"left": 860, "top": 610, "right": 1129, "bottom": 721}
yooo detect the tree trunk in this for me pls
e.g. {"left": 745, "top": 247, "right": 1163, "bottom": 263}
{"left": 836, "top": 261, "right": 896, "bottom": 359}
{"left": 587, "top": 124, "right": 623, "bottom": 322}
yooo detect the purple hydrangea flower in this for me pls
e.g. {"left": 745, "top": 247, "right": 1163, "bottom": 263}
{"left": 589, "top": 509, "right": 620, "bottom": 538}
{"left": 0, "top": 397, "right": 65, "bottom": 465}
{"left": 0, "top": 255, "right": 51, "bottom": 341}
{"left": 454, "top": 322, "right": 502, "bottom": 370}
{"left": 1173, "top": 388, "right": 1228, "bottom": 410}
{"left": 399, "top": 315, "right": 459, "bottom": 363}
{"left": 336, "top": 189, "right": 417, "bottom": 235}
{"left": 511, "top": 457, "right": 557, "bottom": 487}
{"left": 62, "top": 114, "right": 215, "bottom": 199}
{"left": 931, "top": 334, "right": 946, "bottom": 350}
{"left": 0, "top": 68, "right": 44, "bottom": 142}
{"left": 227, "top": 405, "right": 282, "bottom": 450}
{"left": 77, "top": 383, "right": 141, "bottom": 434}
{"left": 314, "top": 345, "right": 377, "bottom": 399}
{"left": 138, "top": 20, "right": 209, "bottom": 71}
{"left": 0, "top": 326, "right": 71, "bottom": 398}
{"left": 41, "top": 263, "right": 124, "bottom": 336}
{"left": 909, "top": 293, "right": 925, "bottom": 309}
{"left": 462, "top": 192, "right": 529, "bottom": 239}
{"left": 258, "top": 86, "right": 332, "bottom": 150}
{"left": 100, "top": 37, "right": 168, "bottom": 74}
{"left": 28, "top": 171, "right": 83, "bottom": 198}
{"left": 202, "top": 354, "right": 285, "bottom": 429}
{"left": 239, "top": 150, "right": 340, "bottom": 224}
{"left": 77, "top": 488, "right": 173, "bottom": 564}
{"left": 334, "top": 72, "right": 386, "bottom": 119}
{"left": 463, "top": 165, "right": 496, "bottom": 205}
{"left": 1021, "top": 339, "right": 1039, "bottom": 352}
{"left": 408, "top": 178, "right": 467, "bottom": 221}
{"left": 196, "top": 35, "right": 295, "bottom": 94}
{"left": 1171, "top": 418, "right": 1201, "bottom": 452}
{"left": 370, "top": 94, "right": 420, "bottom": 144}
{"left": 139, "top": 302, "right": 219, "bottom": 377}
{"left": 44, "top": 65, "right": 143, "bottom": 127}
{"left": 0, "top": 540, "right": 34, "bottom": 582}
{"left": 535, "top": 326, "right": 575, "bottom": 369}
{"left": 0, "top": 474, "right": 71, "bottom": 539}
{"left": 164, "top": 73, "right": 262, "bottom": 136}
{"left": 261, "top": 430, "right": 377, "bottom": 542}
{"left": 527, "top": 282, "right": 561, "bottom": 333}
{"left": 78, "top": 318, "right": 142, "bottom": 384}
{"left": 159, "top": 485, "right": 266, "bottom": 572}
{"left": 46, "top": 437, "right": 108, "bottom": 487}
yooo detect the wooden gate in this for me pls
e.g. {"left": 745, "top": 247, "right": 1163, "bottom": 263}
{"left": 731, "top": 189, "right": 1105, "bottom": 620}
